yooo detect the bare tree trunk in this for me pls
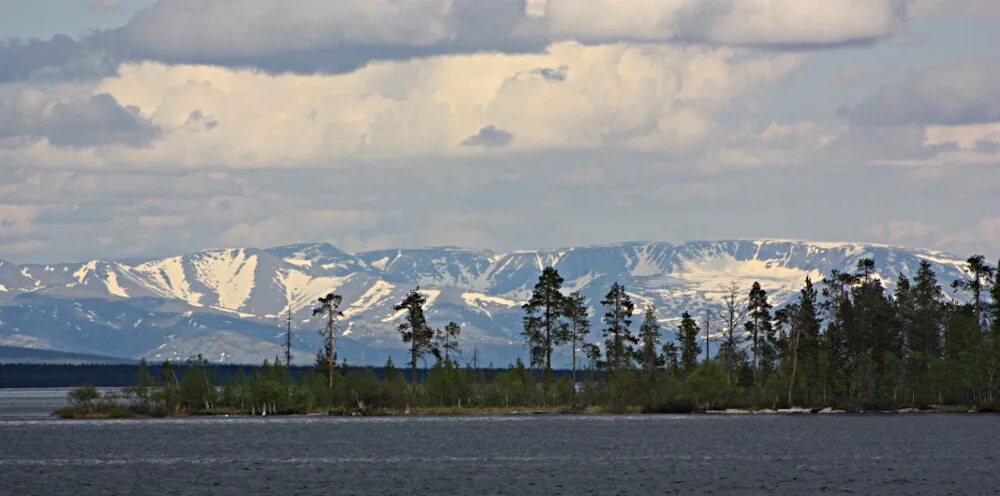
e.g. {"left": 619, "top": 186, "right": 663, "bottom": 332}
{"left": 326, "top": 313, "right": 335, "bottom": 394}
{"left": 788, "top": 325, "right": 802, "bottom": 406}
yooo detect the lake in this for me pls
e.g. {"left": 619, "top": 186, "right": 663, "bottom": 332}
{"left": 1, "top": 389, "right": 997, "bottom": 495}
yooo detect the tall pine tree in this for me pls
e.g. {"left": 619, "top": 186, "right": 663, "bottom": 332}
{"left": 559, "top": 292, "right": 591, "bottom": 386}
{"left": 678, "top": 311, "right": 702, "bottom": 376}
{"left": 744, "top": 282, "right": 773, "bottom": 385}
{"left": 522, "top": 266, "right": 567, "bottom": 384}
{"left": 601, "top": 282, "right": 636, "bottom": 371}
{"left": 395, "top": 288, "right": 435, "bottom": 386}
{"left": 637, "top": 304, "right": 662, "bottom": 374}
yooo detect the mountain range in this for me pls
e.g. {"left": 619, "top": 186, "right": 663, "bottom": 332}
{"left": 0, "top": 240, "right": 972, "bottom": 366}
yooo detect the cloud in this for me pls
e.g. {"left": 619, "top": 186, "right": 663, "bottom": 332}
{"left": 461, "top": 125, "right": 513, "bottom": 148}
{"left": 844, "top": 59, "right": 1000, "bottom": 126}
{"left": 0, "top": 90, "right": 159, "bottom": 147}
{"left": 0, "top": 0, "right": 911, "bottom": 85}
{"left": 0, "top": 42, "right": 801, "bottom": 168}
{"left": 0, "top": 35, "right": 117, "bottom": 83}
{"left": 538, "top": 0, "right": 905, "bottom": 48}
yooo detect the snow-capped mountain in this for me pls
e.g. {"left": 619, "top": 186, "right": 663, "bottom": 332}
{"left": 0, "top": 240, "right": 974, "bottom": 365}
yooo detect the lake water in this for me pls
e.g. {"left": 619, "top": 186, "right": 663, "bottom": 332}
{"left": 1, "top": 389, "right": 998, "bottom": 495}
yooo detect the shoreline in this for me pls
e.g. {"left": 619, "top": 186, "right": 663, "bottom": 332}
{"left": 51, "top": 404, "right": 995, "bottom": 419}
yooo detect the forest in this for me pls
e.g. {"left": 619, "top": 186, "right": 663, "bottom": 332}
{"left": 58, "top": 255, "right": 1000, "bottom": 417}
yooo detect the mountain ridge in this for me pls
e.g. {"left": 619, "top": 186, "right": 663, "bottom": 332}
{"left": 0, "top": 239, "right": 973, "bottom": 365}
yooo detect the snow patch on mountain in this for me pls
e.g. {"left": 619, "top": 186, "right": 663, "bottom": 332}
{"left": 191, "top": 249, "right": 258, "bottom": 309}
{"left": 133, "top": 256, "right": 204, "bottom": 306}
{"left": 342, "top": 280, "right": 396, "bottom": 319}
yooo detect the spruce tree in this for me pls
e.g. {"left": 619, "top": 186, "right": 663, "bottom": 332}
{"left": 522, "top": 266, "right": 567, "bottom": 384}
{"left": 909, "top": 260, "right": 944, "bottom": 402}
{"left": 795, "top": 277, "right": 822, "bottom": 402}
{"left": 601, "top": 282, "right": 636, "bottom": 371}
{"left": 395, "top": 287, "right": 435, "bottom": 386}
{"left": 637, "top": 304, "right": 662, "bottom": 374}
{"left": 744, "top": 282, "right": 773, "bottom": 385}
{"left": 559, "top": 292, "right": 591, "bottom": 386}
{"left": 678, "top": 311, "right": 702, "bottom": 376}
{"left": 951, "top": 255, "right": 995, "bottom": 329}
{"left": 312, "top": 292, "right": 343, "bottom": 394}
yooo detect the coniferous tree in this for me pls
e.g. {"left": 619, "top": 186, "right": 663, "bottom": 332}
{"left": 637, "top": 304, "right": 662, "bottom": 374}
{"left": 601, "top": 282, "right": 636, "bottom": 371}
{"left": 312, "top": 292, "right": 343, "bottom": 394}
{"left": 908, "top": 260, "right": 944, "bottom": 402}
{"left": 986, "top": 259, "right": 1000, "bottom": 403}
{"left": 850, "top": 259, "right": 897, "bottom": 401}
{"left": 522, "top": 267, "right": 567, "bottom": 384}
{"left": 395, "top": 288, "right": 435, "bottom": 386}
{"left": 794, "top": 277, "right": 822, "bottom": 402}
{"left": 435, "top": 321, "right": 462, "bottom": 364}
{"left": 678, "top": 311, "right": 702, "bottom": 376}
{"left": 559, "top": 292, "right": 591, "bottom": 385}
{"left": 661, "top": 341, "right": 680, "bottom": 374}
{"left": 821, "top": 269, "right": 856, "bottom": 399}
{"left": 284, "top": 306, "right": 294, "bottom": 367}
{"left": 744, "top": 282, "right": 773, "bottom": 385}
{"left": 951, "top": 255, "right": 995, "bottom": 329}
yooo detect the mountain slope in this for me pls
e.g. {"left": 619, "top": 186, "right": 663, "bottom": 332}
{"left": 0, "top": 240, "right": 973, "bottom": 365}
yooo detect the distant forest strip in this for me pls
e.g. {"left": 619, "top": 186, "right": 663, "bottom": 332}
{"left": 53, "top": 254, "right": 1000, "bottom": 417}
{"left": 0, "top": 363, "right": 561, "bottom": 389}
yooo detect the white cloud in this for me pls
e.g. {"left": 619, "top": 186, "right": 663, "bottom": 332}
{"left": 538, "top": 0, "right": 904, "bottom": 47}
{"left": 0, "top": 42, "right": 802, "bottom": 169}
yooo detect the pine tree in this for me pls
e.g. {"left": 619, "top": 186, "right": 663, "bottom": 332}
{"left": 821, "top": 269, "right": 856, "bottom": 398}
{"left": 795, "top": 277, "right": 822, "bottom": 402}
{"left": 908, "top": 260, "right": 944, "bottom": 402}
{"left": 661, "top": 341, "right": 680, "bottom": 374}
{"left": 744, "top": 282, "right": 773, "bottom": 385}
{"left": 435, "top": 321, "right": 462, "bottom": 364}
{"left": 522, "top": 267, "right": 567, "bottom": 384}
{"left": 987, "top": 259, "right": 1000, "bottom": 403}
{"left": 637, "top": 304, "right": 662, "bottom": 374}
{"left": 559, "top": 292, "right": 591, "bottom": 386}
{"left": 601, "top": 282, "right": 636, "bottom": 371}
{"left": 395, "top": 287, "right": 435, "bottom": 386}
{"left": 951, "top": 255, "right": 995, "bottom": 329}
{"left": 312, "top": 292, "right": 343, "bottom": 394}
{"left": 850, "top": 259, "right": 897, "bottom": 400}
{"left": 678, "top": 311, "right": 701, "bottom": 376}
{"left": 284, "top": 305, "right": 294, "bottom": 367}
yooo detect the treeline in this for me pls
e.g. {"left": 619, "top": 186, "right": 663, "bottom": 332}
{"left": 61, "top": 254, "right": 1000, "bottom": 417}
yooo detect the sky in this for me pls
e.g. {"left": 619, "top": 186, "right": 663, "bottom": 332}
{"left": 0, "top": 0, "right": 999, "bottom": 264}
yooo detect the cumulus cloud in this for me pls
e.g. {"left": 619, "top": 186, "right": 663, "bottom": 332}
{"left": 0, "top": 42, "right": 801, "bottom": 168}
{"left": 0, "top": 90, "right": 159, "bottom": 147}
{"left": 845, "top": 59, "right": 1000, "bottom": 126}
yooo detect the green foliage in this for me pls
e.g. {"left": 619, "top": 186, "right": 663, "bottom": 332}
{"left": 395, "top": 287, "right": 435, "bottom": 385}
{"left": 677, "top": 311, "right": 701, "bottom": 376}
{"left": 58, "top": 255, "right": 1000, "bottom": 417}
{"left": 601, "top": 282, "right": 636, "bottom": 372}
{"left": 522, "top": 267, "right": 567, "bottom": 381}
